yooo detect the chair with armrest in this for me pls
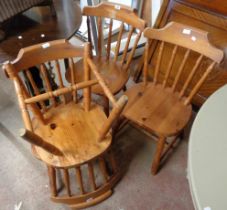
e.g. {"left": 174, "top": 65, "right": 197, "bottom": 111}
{"left": 4, "top": 40, "right": 128, "bottom": 209}
{"left": 65, "top": 2, "right": 146, "bottom": 115}
{"left": 121, "top": 22, "right": 224, "bottom": 175}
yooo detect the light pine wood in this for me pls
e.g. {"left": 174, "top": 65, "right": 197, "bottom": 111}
{"left": 75, "top": 167, "right": 85, "bottom": 194}
{"left": 4, "top": 40, "right": 127, "bottom": 208}
{"left": 65, "top": 57, "right": 130, "bottom": 95}
{"left": 65, "top": 2, "right": 146, "bottom": 113}
{"left": 48, "top": 166, "right": 57, "bottom": 197}
{"left": 123, "top": 22, "right": 224, "bottom": 175}
{"left": 134, "top": 0, "right": 227, "bottom": 106}
{"left": 87, "top": 162, "right": 96, "bottom": 190}
{"left": 20, "top": 128, "right": 63, "bottom": 156}
{"left": 63, "top": 169, "right": 71, "bottom": 196}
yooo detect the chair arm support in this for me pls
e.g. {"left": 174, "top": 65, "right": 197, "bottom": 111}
{"left": 19, "top": 128, "right": 63, "bottom": 156}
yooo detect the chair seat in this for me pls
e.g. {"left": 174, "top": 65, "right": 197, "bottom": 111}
{"left": 32, "top": 102, "right": 112, "bottom": 168}
{"left": 123, "top": 82, "right": 192, "bottom": 137}
{"left": 65, "top": 56, "right": 130, "bottom": 95}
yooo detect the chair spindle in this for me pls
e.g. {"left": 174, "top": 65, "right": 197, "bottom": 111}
{"left": 98, "top": 17, "right": 103, "bottom": 58}
{"left": 184, "top": 61, "right": 216, "bottom": 105}
{"left": 75, "top": 167, "right": 85, "bottom": 194}
{"left": 114, "top": 22, "right": 124, "bottom": 62}
{"left": 25, "top": 69, "right": 47, "bottom": 110}
{"left": 125, "top": 30, "right": 142, "bottom": 71}
{"left": 171, "top": 49, "right": 190, "bottom": 92}
{"left": 87, "top": 162, "right": 96, "bottom": 190}
{"left": 106, "top": 18, "right": 113, "bottom": 60}
{"left": 180, "top": 54, "right": 203, "bottom": 97}
{"left": 121, "top": 26, "right": 134, "bottom": 65}
{"left": 40, "top": 64, "right": 56, "bottom": 106}
{"left": 163, "top": 45, "right": 178, "bottom": 87}
{"left": 99, "top": 157, "right": 109, "bottom": 182}
{"left": 54, "top": 60, "right": 66, "bottom": 104}
{"left": 68, "top": 58, "right": 77, "bottom": 102}
{"left": 48, "top": 166, "right": 57, "bottom": 197}
{"left": 63, "top": 169, "right": 71, "bottom": 196}
{"left": 154, "top": 41, "right": 165, "bottom": 84}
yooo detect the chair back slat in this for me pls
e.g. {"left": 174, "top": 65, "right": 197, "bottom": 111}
{"left": 25, "top": 69, "right": 46, "bottom": 111}
{"left": 97, "top": 17, "right": 103, "bottom": 58}
{"left": 40, "top": 63, "right": 56, "bottom": 106}
{"left": 179, "top": 54, "right": 203, "bottom": 98}
{"left": 106, "top": 18, "right": 113, "bottom": 61}
{"left": 154, "top": 41, "right": 164, "bottom": 84}
{"left": 14, "top": 76, "right": 33, "bottom": 131}
{"left": 162, "top": 45, "right": 178, "bottom": 87}
{"left": 54, "top": 60, "right": 66, "bottom": 104}
{"left": 87, "top": 17, "right": 92, "bottom": 45}
{"left": 83, "top": 43, "right": 91, "bottom": 112}
{"left": 171, "top": 49, "right": 190, "bottom": 91}
{"left": 143, "top": 41, "right": 150, "bottom": 85}
{"left": 142, "top": 22, "right": 224, "bottom": 103}
{"left": 124, "top": 30, "right": 142, "bottom": 71}
{"left": 184, "top": 61, "right": 216, "bottom": 105}
{"left": 113, "top": 22, "right": 124, "bottom": 62}
{"left": 121, "top": 26, "right": 134, "bottom": 65}
{"left": 68, "top": 57, "right": 77, "bottom": 102}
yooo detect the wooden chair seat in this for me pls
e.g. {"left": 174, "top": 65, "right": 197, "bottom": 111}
{"left": 123, "top": 83, "right": 192, "bottom": 137}
{"left": 65, "top": 56, "right": 129, "bottom": 95}
{"left": 4, "top": 40, "right": 128, "bottom": 208}
{"left": 33, "top": 102, "right": 112, "bottom": 168}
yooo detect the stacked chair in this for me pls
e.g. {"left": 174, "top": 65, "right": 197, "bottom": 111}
{"left": 4, "top": 1, "right": 224, "bottom": 209}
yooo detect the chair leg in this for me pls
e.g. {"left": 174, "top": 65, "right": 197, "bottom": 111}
{"left": 102, "top": 95, "right": 109, "bottom": 116}
{"left": 151, "top": 136, "right": 166, "bottom": 175}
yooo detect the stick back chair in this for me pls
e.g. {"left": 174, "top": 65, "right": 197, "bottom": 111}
{"left": 4, "top": 40, "right": 128, "bottom": 209}
{"left": 65, "top": 2, "right": 145, "bottom": 115}
{"left": 122, "top": 22, "right": 224, "bottom": 175}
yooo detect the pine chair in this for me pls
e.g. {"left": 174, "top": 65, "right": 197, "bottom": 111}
{"left": 65, "top": 2, "right": 146, "bottom": 115}
{"left": 4, "top": 40, "right": 128, "bottom": 209}
{"left": 121, "top": 22, "right": 224, "bottom": 175}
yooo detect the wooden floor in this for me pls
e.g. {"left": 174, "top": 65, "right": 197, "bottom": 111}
{"left": 0, "top": 0, "right": 81, "bottom": 63}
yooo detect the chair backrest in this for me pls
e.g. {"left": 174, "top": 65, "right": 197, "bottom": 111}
{"left": 83, "top": 2, "right": 146, "bottom": 71}
{"left": 143, "top": 22, "right": 224, "bottom": 105}
{"left": 4, "top": 40, "right": 127, "bottom": 154}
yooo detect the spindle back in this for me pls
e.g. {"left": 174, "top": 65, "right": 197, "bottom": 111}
{"left": 83, "top": 2, "right": 146, "bottom": 71}
{"left": 4, "top": 40, "right": 128, "bottom": 140}
{"left": 143, "top": 22, "right": 224, "bottom": 105}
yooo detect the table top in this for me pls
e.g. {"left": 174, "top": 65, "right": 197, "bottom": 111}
{"left": 188, "top": 84, "right": 227, "bottom": 210}
{"left": 0, "top": 0, "right": 82, "bottom": 64}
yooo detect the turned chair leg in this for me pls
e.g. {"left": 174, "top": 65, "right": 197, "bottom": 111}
{"left": 151, "top": 136, "right": 166, "bottom": 175}
{"left": 102, "top": 95, "right": 109, "bottom": 116}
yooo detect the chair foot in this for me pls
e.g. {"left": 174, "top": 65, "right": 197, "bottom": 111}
{"left": 151, "top": 136, "right": 166, "bottom": 175}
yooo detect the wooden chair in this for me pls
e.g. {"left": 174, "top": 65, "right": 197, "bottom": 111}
{"left": 121, "top": 22, "right": 224, "bottom": 175}
{"left": 65, "top": 2, "right": 145, "bottom": 115}
{"left": 4, "top": 40, "right": 128, "bottom": 209}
